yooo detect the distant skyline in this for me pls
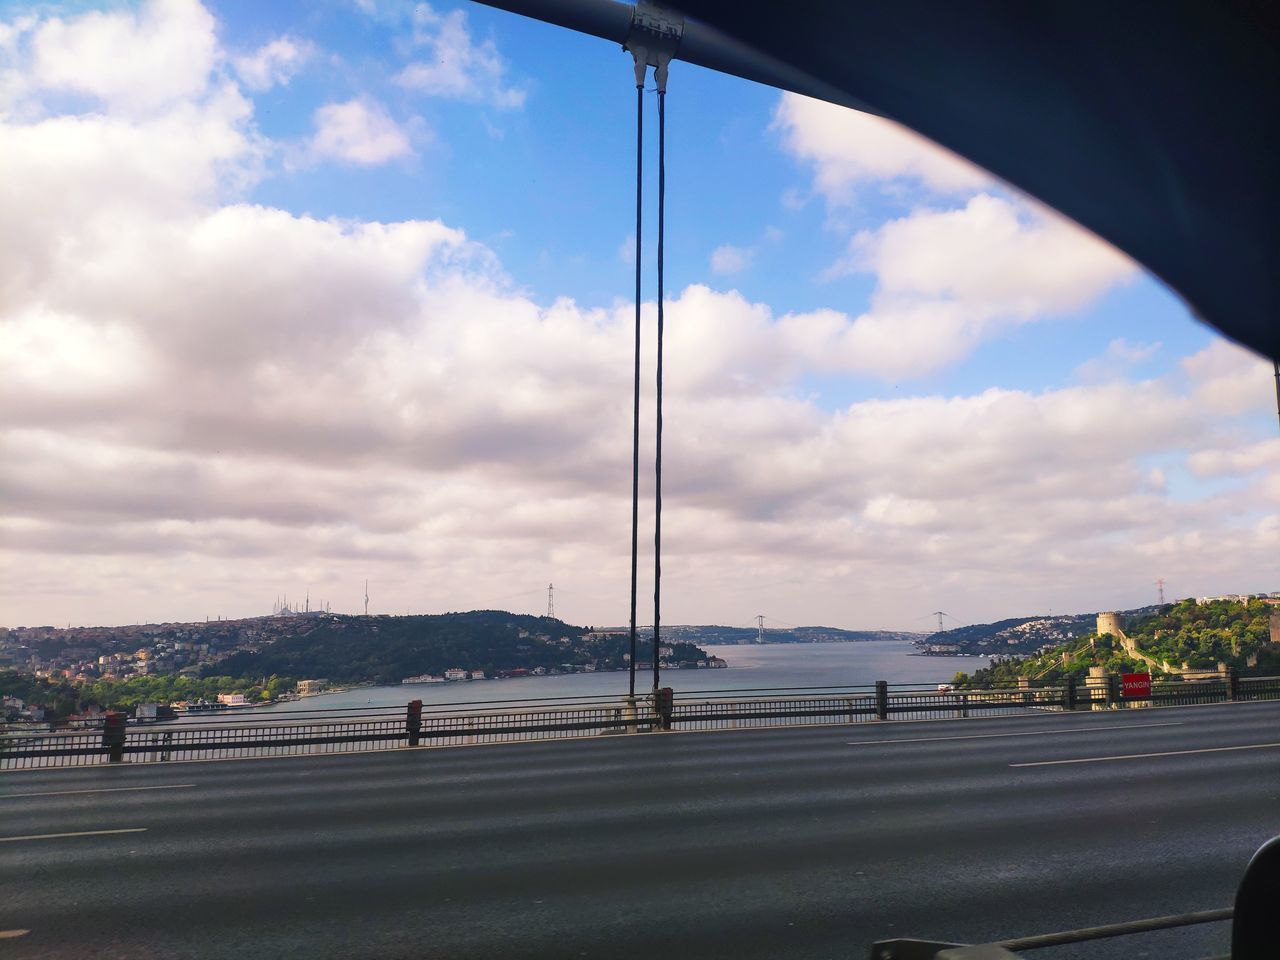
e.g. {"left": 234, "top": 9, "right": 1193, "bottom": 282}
{"left": 1, "top": 0, "right": 1277, "bottom": 631}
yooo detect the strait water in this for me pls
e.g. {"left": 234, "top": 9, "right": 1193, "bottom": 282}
{"left": 247, "top": 640, "right": 991, "bottom": 716}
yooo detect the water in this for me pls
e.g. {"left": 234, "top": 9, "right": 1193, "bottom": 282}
{"left": 243, "top": 641, "right": 990, "bottom": 716}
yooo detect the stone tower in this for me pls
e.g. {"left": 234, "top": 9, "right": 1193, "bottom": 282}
{"left": 1096, "top": 611, "right": 1125, "bottom": 638}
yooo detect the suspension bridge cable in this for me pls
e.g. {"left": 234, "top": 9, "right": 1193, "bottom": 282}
{"left": 628, "top": 78, "right": 643, "bottom": 700}
{"left": 652, "top": 86, "right": 666, "bottom": 695}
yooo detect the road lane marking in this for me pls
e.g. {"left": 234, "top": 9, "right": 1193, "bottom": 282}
{"left": 0, "top": 930, "right": 31, "bottom": 939}
{"left": 1012, "top": 741, "right": 1280, "bottom": 767}
{"left": 848, "top": 721, "right": 1182, "bottom": 746}
{"left": 0, "top": 784, "right": 194, "bottom": 800}
{"left": 0, "top": 828, "right": 147, "bottom": 843}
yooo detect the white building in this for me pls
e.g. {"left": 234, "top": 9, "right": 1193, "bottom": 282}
{"left": 444, "top": 668, "right": 468, "bottom": 681}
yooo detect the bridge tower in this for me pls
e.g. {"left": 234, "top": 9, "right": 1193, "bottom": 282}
{"left": 756, "top": 615, "right": 765, "bottom": 644}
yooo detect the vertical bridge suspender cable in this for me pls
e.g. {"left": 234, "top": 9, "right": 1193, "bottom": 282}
{"left": 626, "top": 2, "right": 682, "bottom": 702}
{"left": 653, "top": 69, "right": 667, "bottom": 696}
{"left": 628, "top": 66, "right": 644, "bottom": 701}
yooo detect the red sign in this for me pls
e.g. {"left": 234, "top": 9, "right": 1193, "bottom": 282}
{"left": 1121, "top": 673, "right": 1152, "bottom": 698}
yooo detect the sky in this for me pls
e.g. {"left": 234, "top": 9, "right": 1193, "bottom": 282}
{"left": 1, "top": 0, "right": 1277, "bottom": 631}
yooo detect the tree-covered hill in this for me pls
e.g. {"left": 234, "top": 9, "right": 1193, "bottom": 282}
{"left": 957, "top": 598, "right": 1280, "bottom": 686}
{"left": 209, "top": 611, "right": 707, "bottom": 685}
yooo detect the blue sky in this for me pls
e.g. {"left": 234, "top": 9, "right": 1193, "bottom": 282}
{"left": 0, "top": 0, "right": 1276, "bottom": 629}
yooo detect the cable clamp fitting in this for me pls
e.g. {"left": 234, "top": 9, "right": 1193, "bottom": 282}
{"left": 624, "top": 1, "right": 684, "bottom": 91}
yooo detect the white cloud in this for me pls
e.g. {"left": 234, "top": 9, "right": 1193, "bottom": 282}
{"left": 710, "top": 244, "right": 752, "bottom": 275}
{"left": 233, "top": 36, "right": 312, "bottom": 91}
{"left": 843, "top": 194, "right": 1133, "bottom": 310}
{"left": 773, "top": 93, "right": 991, "bottom": 203}
{"left": 1074, "top": 338, "right": 1162, "bottom": 383}
{"left": 394, "top": 3, "right": 526, "bottom": 108}
{"left": 310, "top": 98, "right": 413, "bottom": 166}
{"left": 30, "top": 0, "right": 218, "bottom": 116}
{"left": 1182, "top": 339, "right": 1276, "bottom": 416}
{"left": 775, "top": 93, "right": 1136, "bottom": 378}
{"left": 797, "top": 194, "right": 1136, "bottom": 377}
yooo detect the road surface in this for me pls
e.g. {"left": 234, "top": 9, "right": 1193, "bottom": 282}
{"left": 3, "top": 700, "right": 1278, "bottom": 959}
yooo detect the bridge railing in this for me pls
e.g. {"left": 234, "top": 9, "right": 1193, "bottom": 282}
{"left": 2, "top": 672, "right": 1277, "bottom": 770}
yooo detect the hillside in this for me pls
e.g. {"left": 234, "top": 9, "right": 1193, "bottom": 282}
{"left": 919, "top": 609, "right": 1162, "bottom": 655}
{"left": 956, "top": 598, "right": 1280, "bottom": 686}
{"left": 210, "top": 611, "right": 708, "bottom": 684}
{"left": 1, "top": 611, "right": 712, "bottom": 717}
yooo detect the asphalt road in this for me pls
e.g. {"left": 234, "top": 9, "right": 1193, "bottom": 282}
{"left": 3, "top": 700, "right": 1278, "bottom": 960}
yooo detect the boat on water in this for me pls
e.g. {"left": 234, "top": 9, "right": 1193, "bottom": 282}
{"left": 173, "top": 699, "right": 229, "bottom": 713}
{"left": 401, "top": 675, "right": 446, "bottom": 685}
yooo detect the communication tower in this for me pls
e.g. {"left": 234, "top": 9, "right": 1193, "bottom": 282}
{"left": 547, "top": 583, "right": 555, "bottom": 619}
{"left": 1156, "top": 578, "right": 1166, "bottom": 605}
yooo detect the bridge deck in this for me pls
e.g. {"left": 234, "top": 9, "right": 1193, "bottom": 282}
{"left": 3, "top": 700, "right": 1275, "bottom": 959}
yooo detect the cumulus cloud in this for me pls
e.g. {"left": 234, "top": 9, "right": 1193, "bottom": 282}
{"left": 1182, "top": 339, "right": 1277, "bottom": 416}
{"left": 233, "top": 36, "right": 312, "bottom": 91}
{"left": 780, "top": 195, "right": 1137, "bottom": 378}
{"left": 0, "top": 1, "right": 1275, "bottom": 629}
{"left": 310, "top": 98, "right": 413, "bottom": 166}
{"left": 773, "top": 94, "right": 991, "bottom": 202}
{"left": 30, "top": 0, "right": 218, "bottom": 115}
{"left": 776, "top": 95, "right": 1138, "bottom": 376}
{"left": 394, "top": 4, "right": 526, "bottom": 108}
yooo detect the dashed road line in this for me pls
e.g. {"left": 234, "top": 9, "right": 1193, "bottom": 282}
{"left": 0, "top": 828, "right": 147, "bottom": 843}
{"left": 0, "top": 784, "right": 194, "bottom": 800}
{"left": 1012, "top": 742, "right": 1280, "bottom": 767}
{"left": 848, "top": 721, "right": 1182, "bottom": 746}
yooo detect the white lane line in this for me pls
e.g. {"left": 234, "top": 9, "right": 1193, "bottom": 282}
{"left": 0, "top": 930, "right": 31, "bottom": 939}
{"left": 848, "top": 721, "right": 1183, "bottom": 746}
{"left": 1012, "top": 741, "right": 1280, "bottom": 767}
{"left": 0, "top": 784, "right": 195, "bottom": 800}
{"left": 0, "top": 828, "right": 147, "bottom": 843}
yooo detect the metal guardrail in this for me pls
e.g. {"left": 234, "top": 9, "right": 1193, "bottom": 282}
{"left": 871, "top": 907, "right": 1234, "bottom": 959}
{"left": 3, "top": 672, "right": 1277, "bottom": 770}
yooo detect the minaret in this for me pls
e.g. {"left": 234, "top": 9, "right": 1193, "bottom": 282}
{"left": 364, "top": 580, "right": 369, "bottom": 617}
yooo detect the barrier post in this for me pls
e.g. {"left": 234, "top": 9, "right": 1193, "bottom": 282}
{"left": 1106, "top": 673, "right": 1120, "bottom": 708}
{"left": 102, "top": 712, "right": 126, "bottom": 763}
{"left": 406, "top": 699, "right": 423, "bottom": 747}
{"left": 875, "top": 680, "right": 888, "bottom": 721}
{"left": 1064, "top": 676, "right": 1077, "bottom": 712}
{"left": 655, "top": 687, "right": 674, "bottom": 731}
{"left": 1228, "top": 667, "right": 1239, "bottom": 702}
